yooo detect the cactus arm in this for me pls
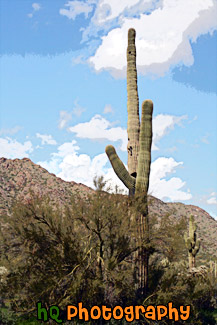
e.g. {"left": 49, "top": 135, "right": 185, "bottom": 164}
{"left": 127, "top": 28, "right": 140, "bottom": 177}
{"left": 185, "top": 237, "right": 193, "bottom": 251}
{"left": 192, "top": 239, "right": 200, "bottom": 257}
{"left": 136, "top": 100, "right": 153, "bottom": 193}
{"left": 105, "top": 145, "right": 136, "bottom": 190}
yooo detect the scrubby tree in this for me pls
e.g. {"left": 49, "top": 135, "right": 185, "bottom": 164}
{"left": 0, "top": 185, "right": 139, "bottom": 317}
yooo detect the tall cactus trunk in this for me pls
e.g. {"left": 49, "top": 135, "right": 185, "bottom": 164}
{"left": 105, "top": 28, "right": 153, "bottom": 295}
{"left": 189, "top": 254, "right": 194, "bottom": 269}
{"left": 127, "top": 28, "right": 140, "bottom": 188}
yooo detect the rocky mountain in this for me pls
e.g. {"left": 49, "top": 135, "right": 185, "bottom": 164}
{"left": 0, "top": 157, "right": 93, "bottom": 215}
{"left": 0, "top": 157, "right": 216, "bottom": 258}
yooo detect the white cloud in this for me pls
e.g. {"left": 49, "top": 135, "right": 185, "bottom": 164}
{"left": 53, "top": 140, "right": 80, "bottom": 157}
{"left": 68, "top": 113, "right": 186, "bottom": 151}
{"left": 32, "top": 3, "right": 41, "bottom": 11}
{"left": 0, "top": 126, "right": 22, "bottom": 136}
{"left": 149, "top": 157, "right": 192, "bottom": 201}
{"left": 27, "top": 2, "right": 41, "bottom": 18}
{"left": 72, "top": 100, "right": 85, "bottom": 117}
{"left": 37, "top": 140, "right": 79, "bottom": 175}
{"left": 89, "top": 0, "right": 216, "bottom": 76}
{"left": 36, "top": 133, "right": 57, "bottom": 145}
{"left": 93, "top": 0, "right": 141, "bottom": 24}
{"left": 188, "top": 115, "right": 198, "bottom": 124}
{"left": 0, "top": 137, "right": 33, "bottom": 159}
{"left": 38, "top": 140, "right": 127, "bottom": 191}
{"left": 58, "top": 153, "right": 108, "bottom": 186}
{"left": 207, "top": 197, "right": 217, "bottom": 204}
{"left": 68, "top": 114, "right": 127, "bottom": 151}
{"left": 167, "top": 146, "right": 177, "bottom": 153}
{"left": 152, "top": 114, "right": 187, "bottom": 150}
{"left": 81, "top": 0, "right": 162, "bottom": 42}
{"left": 58, "top": 111, "right": 72, "bottom": 129}
{"left": 37, "top": 158, "right": 60, "bottom": 175}
{"left": 37, "top": 138, "right": 191, "bottom": 201}
{"left": 58, "top": 102, "right": 85, "bottom": 130}
{"left": 207, "top": 192, "right": 217, "bottom": 205}
{"left": 38, "top": 140, "right": 110, "bottom": 188}
{"left": 103, "top": 104, "right": 113, "bottom": 114}
{"left": 60, "top": 1, "right": 94, "bottom": 20}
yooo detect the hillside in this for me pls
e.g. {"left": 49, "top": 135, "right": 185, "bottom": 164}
{"left": 0, "top": 157, "right": 216, "bottom": 258}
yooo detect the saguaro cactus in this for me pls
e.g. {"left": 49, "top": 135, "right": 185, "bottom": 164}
{"left": 105, "top": 28, "right": 153, "bottom": 294}
{"left": 105, "top": 28, "right": 153, "bottom": 196}
{"left": 184, "top": 215, "right": 200, "bottom": 269}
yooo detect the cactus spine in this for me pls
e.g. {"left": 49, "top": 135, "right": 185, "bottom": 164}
{"left": 184, "top": 215, "right": 200, "bottom": 269}
{"left": 105, "top": 28, "right": 153, "bottom": 294}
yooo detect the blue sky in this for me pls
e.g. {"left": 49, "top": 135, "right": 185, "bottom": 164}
{"left": 0, "top": 0, "right": 217, "bottom": 219}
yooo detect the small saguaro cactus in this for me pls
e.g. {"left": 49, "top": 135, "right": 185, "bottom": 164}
{"left": 105, "top": 28, "right": 153, "bottom": 294}
{"left": 184, "top": 215, "right": 200, "bottom": 270}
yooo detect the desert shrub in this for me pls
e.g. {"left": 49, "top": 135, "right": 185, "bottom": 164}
{"left": 0, "top": 188, "right": 137, "bottom": 320}
{"left": 149, "top": 261, "right": 217, "bottom": 324}
{"left": 0, "top": 181, "right": 216, "bottom": 324}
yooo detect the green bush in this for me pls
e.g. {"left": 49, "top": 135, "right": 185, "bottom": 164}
{"left": 0, "top": 181, "right": 216, "bottom": 324}
{"left": 0, "top": 188, "right": 137, "bottom": 317}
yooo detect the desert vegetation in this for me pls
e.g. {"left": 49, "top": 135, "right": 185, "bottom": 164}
{"left": 0, "top": 183, "right": 216, "bottom": 324}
